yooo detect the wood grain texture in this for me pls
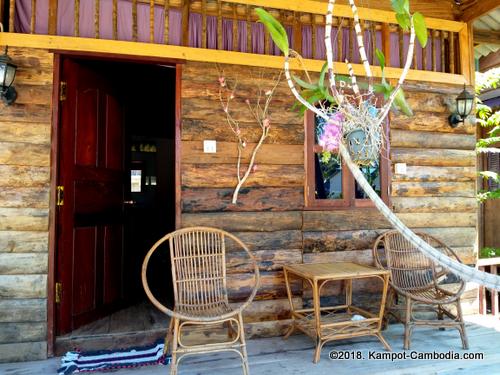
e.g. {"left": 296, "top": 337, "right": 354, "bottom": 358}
{"left": 182, "top": 164, "right": 304, "bottom": 188}
{"left": 304, "top": 230, "right": 383, "bottom": 253}
{"left": 390, "top": 129, "right": 475, "bottom": 150}
{"left": 0, "top": 122, "right": 51, "bottom": 145}
{"left": 0, "top": 253, "right": 48, "bottom": 275}
{"left": 236, "top": 298, "right": 302, "bottom": 323}
{"left": 0, "top": 299, "right": 47, "bottom": 323}
{"left": 227, "top": 271, "right": 301, "bottom": 301}
{"left": 390, "top": 111, "right": 475, "bottom": 134}
{"left": 0, "top": 341, "right": 47, "bottom": 362}
{"left": 0, "top": 208, "right": 49, "bottom": 231}
{"left": 227, "top": 249, "right": 302, "bottom": 273}
{"left": 181, "top": 141, "right": 304, "bottom": 165}
{"left": 0, "top": 104, "right": 52, "bottom": 123}
{"left": 181, "top": 211, "right": 302, "bottom": 232}
{"left": 391, "top": 166, "right": 476, "bottom": 182}
{"left": 0, "top": 187, "right": 50, "bottom": 208}
{"left": 0, "top": 166, "right": 50, "bottom": 187}
{"left": 226, "top": 230, "right": 303, "bottom": 251}
{"left": 181, "top": 187, "right": 304, "bottom": 212}
{"left": 391, "top": 148, "right": 476, "bottom": 167}
{"left": 0, "top": 322, "right": 46, "bottom": 344}
{"left": 392, "top": 181, "right": 475, "bottom": 197}
{"left": 303, "top": 210, "right": 389, "bottom": 231}
{"left": 0, "top": 142, "right": 51, "bottom": 166}
{"left": 0, "top": 275, "right": 47, "bottom": 298}
{"left": 392, "top": 197, "right": 477, "bottom": 213}
{"left": 0, "top": 231, "right": 48, "bottom": 253}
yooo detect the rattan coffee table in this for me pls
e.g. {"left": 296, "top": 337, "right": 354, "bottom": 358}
{"left": 283, "top": 262, "right": 392, "bottom": 363}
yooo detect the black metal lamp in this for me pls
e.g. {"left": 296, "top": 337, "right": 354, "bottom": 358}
{"left": 0, "top": 47, "right": 17, "bottom": 105}
{"left": 448, "top": 84, "right": 474, "bottom": 128}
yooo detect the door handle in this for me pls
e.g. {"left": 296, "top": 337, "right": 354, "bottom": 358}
{"left": 123, "top": 200, "right": 136, "bottom": 205}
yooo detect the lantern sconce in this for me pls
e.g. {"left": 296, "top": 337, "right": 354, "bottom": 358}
{"left": 0, "top": 46, "right": 18, "bottom": 106}
{"left": 448, "top": 84, "right": 474, "bottom": 128}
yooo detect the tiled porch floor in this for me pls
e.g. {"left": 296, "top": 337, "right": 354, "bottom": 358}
{"left": 2, "top": 315, "right": 500, "bottom": 375}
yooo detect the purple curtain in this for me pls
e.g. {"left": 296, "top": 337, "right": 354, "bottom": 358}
{"left": 302, "top": 26, "right": 312, "bottom": 58}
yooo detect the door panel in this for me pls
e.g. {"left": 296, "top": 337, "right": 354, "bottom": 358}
{"left": 57, "top": 59, "right": 125, "bottom": 335}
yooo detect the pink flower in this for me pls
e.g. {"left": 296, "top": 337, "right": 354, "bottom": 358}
{"left": 263, "top": 118, "right": 271, "bottom": 128}
{"left": 252, "top": 164, "right": 258, "bottom": 172}
{"left": 218, "top": 76, "right": 226, "bottom": 87}
{"left": 318, "top": 112, "right": 344, "bottom": 152}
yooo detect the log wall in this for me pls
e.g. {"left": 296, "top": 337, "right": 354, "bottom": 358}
{"left": 181, "top": 61, "right": 479, "bottom": 336}
{"left": 0, "top": 48, "right": 53, "bottom": 362}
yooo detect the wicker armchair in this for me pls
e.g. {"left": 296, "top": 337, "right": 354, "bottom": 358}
{"left": 372, "top": 230, "right": 468, "bottom": 350}
{"left": 142, "top": 227, "right": 260, "bottom": 375}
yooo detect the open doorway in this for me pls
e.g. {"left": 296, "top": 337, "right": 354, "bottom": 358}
{"left": 53, "top": 56, "right": 178, "bottom": 354}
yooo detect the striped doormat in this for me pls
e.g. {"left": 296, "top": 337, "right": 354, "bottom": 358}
{"left": 57, "top": 340, "right": 171, "bottom": 374}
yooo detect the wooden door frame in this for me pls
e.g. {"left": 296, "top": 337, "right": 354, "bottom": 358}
{"left": 47, "top": 53, "right": 183, "bottom": 357}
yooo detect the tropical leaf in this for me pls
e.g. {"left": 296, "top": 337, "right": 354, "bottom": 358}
{"left": 255, "top": 8, "right": 289, "bottom": 56}
{"left": 392, "top": 87, "right": 413, "bottom": 116}
{"left": 477, "top": 137, "right": 500, "bottom": 148}
{"left": 391, "top": 0, "right": 410, "bottom": 15}
{"left": 413, "top": 12, "right": 428, "bottom": 48}
{"left": 292, "top": 75, "right": 317, "bottom": 90}
{"left": 396, "top": 13, "right": 411, "bottom": 31}
{"left": 318, "top": 62, "right": 328, "bottom": 92}
{"left": 375, "top": 48, "right": 386, "bottom": 71}
{"left": 489, "top": 125, "right": 500, "bottom": 137}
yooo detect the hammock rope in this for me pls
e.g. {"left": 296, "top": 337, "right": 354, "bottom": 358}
{"left": 284, "top": 0, "right": 500, "bottom": 291}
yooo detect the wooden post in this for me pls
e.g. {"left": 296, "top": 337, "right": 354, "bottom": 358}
{"left": 150, "top": 0, "right": 155, "bottom": 43}
{"left": 311, "top": 14, "right": 316, "bottom": 59}
{"left": 440, "top": 30, "right": 445, "bottom": 73}
{"left": 398, "top": 28, "right": 403, "bottom": 68}
{"left": 233, "top": 5, "right": 238, "bottom": 52}
{"left": 201, "top": 0, "right": 207, "bottom": 48}
{"left": 217, "top": 0, "right": 222, "bottom": 49}
{"left": 422, "top": 29, "right": 428, "bottom": 70}
{"left": 95, "top": 0, "right": 100, "bottom": 39}
{"left": 349, "top": 18, "right": 354, "bottom": 62}
{"left": 132, "top": 0, "right": 138, "bottom": 42}
{"left": 164, "top": 0, "right": 170, "bottom": 44}
{"left": 48, "top": 0, "right": 58, "bottom": 35}
{"left": 449, "top": 32, "right": 455, "bottom": 74}
{"left": 30, "top": 0, "right": 36, "bottom": 33}
{"left": 381, "top": 23, "right": 391, "bottom": 67}
{"left": 246, "top": 5, "right": 251, "bottom": 53}
{"left": 293, "top": 12, "right": 302, "bottom": 55}
{"left": 74, "top": 0, "right": 80, "bottom": 36}
{"left": 459, "top": 24, "right": 471, "bottom": 84}
{"left": 431, "top": 29, "right": 436, "bottom": 71}
{"left": 181, "top": 0, "right": 190, "bottom": 47}
{"left": 113, "top": 0, "right": 118, "bottom": 40}
{"left": 337, "top": 18, "right": 343, "bottom": 62}
{"left": 9, "top": 0, "right": 15, "bottom": 32}
{"left": 370, "top": 21, "right": 376, "bottom": 64}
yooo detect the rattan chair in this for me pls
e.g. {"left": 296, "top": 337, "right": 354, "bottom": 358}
{"left": 142, "top": 227, "right": 260, "bottom": 375}
{"left": 372, "top": 230, "right": 468, "bottom": 350}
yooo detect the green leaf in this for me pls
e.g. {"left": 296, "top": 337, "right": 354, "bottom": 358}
{"left": 396, "top": 13, "right": 411, "bottom": 31}
{"left": 318, "top": 62, "right": 328, "bottom": 91}
{"left": 392, "top": 87, "right": 413, "bottom": 116}
{"left": 489, "top": 126, "right": 500, "bottom": 137}
{"left": 292, "top": 75, "right": 318, "bottom": 90}
{"left": 479, "top": 171, "right": 500, "bottom": 183}
{"left": 413, "top": 12, "right": 428, "bottom": 48}
{"left": 375, "top": 48, "right": 386, "bottom": 71}
{"left": 255, "top": 8, "right": 289, "bottom": 56}
{"left": 391, "top": 0, "right": 410, "bottom": 15}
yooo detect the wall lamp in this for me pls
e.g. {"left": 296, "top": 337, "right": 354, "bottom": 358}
{"left": 448, "top": 84, "right": 474, "bottom": 128}
{"left": 0, "top": 47, "right": 17, "bottom": 105}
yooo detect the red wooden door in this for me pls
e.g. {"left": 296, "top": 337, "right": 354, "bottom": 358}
{"left": 56, "top": 59, "right": 125, "bottom": 334}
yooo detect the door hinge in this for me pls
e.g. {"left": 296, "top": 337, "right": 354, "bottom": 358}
{"left": 59, "top": 81, "right": 67, "bottom": 101}
{"left": 56, "top": 185, "right": 64, "bottom": 206}
{"left": 55, "top": 282, "right": 62, "bottom": 304}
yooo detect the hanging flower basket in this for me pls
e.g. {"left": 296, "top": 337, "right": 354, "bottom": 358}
{"left": 345, "top": 128, "right": 381, "bottom": 166}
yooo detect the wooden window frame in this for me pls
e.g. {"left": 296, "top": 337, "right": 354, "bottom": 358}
{"left": 304, "top": 110, "right": 391, "bottom": 210}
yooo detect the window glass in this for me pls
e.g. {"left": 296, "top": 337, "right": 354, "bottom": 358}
{"left": 315, "top": 153, "right": 343, "bottom": 199}
{"left": 355, "top": 160, "right": 381, "bottom": 199}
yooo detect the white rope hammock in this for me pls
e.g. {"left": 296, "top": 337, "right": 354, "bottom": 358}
{"left": 283, "top": 0, "right": 500, "bottom": 291}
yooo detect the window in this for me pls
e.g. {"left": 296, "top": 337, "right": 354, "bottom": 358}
{"left": 305, "top": 110, "right": 390, "bottom": 209}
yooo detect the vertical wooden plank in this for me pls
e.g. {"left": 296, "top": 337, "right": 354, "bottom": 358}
{"left": 381, "top": 23, "right": 390, "bottom": 67}
{"left": 349, "top": 18, "right": 354, "bottom": 62}
{"left": 175, "top": 66, "right": 183, "bottom": 230}
{"left": 113, "top": 0, "right": 118, "bottom": 40}
{"left": 181, "top": 0, "right": 190, "bottom": 46}
{"left": 459, "top": 25, "right": 472, "bottom": 83}
{"left": 311, "top": 14, "right": 316, "bottom": 59}
{"left": 422, "top": 29, "right": 428, "bottom": 71}
{"left": 9, "top": 0, "right": 15, "bottom": 32}
{"left": 293, "top": 12, "right": 302, "bottom": 55}
{"left": 95, "top": 0, "right": 100, "bottom": 39}
{"left": 399, "top": 27, "right": 404, "bottom": 68}
{"left": 233, "top": 5, "right": 238, "bottom": 52}
{"left": 164, "top": 0, "right": 170, "bottom": 44}
{"left": 413, "top": 37, "right": 417, "bottom": 69}
{"left": 48, "top": 0, "right": 58, "bottom": 35}
{"left": 440, "top": 30, "right": 445, "bottom": 73}
{"left": 370, "top": 21, "right": 376, "bottom": 65}
{"left": 217, "top": 0, "right": 222, "bottom": 49}
{"left": 150, "top": 0, "right": 155, "bottom": 43}
{"left": 30, "top": 0, "right": 36, "bottom": 33}
{"left": 132, "top": 0, "right": 138, "bottom": 42}
{"left": 201, "top": 0, "right": 207, "bottom": 48}
{"left": 449, "top": 32, "right": 455, "bottom": 74}
{"left": 431, "top": 29, "right": 436, "bottom": 72}
{"left": 337, "top": 18, "right": 343, "bottom": 62}
{"left": 74, "top": 0, "right": 80, "bottom": 37}
{"left": 247, "top": 5, "right": 251, "bottom": 53}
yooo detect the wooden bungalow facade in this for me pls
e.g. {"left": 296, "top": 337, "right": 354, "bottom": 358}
{"left": 0, "top": 0, "right": 494, "bottom": 363}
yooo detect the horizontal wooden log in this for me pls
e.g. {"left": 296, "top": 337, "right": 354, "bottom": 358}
{"left": 390, "top": 111, "right": 475, "bottom": 134}
{"left": 392, "top": 181, "right": 475, "bottom": 197}
{"left": 8, "top": 48, "right": 53, "bottom": 70}
{"left": 182, "top": 164, "right": 304, "bottom": 188}
{"left": 303, "top": 210, "right": 389, "bottom": 231}
{"left": 420, "top": 227, "right": 476, "bottom": 248}
{"left": 0, "top": 231, "right": 48, "bottom": 253}
{"left": 244, "top": 319, "right": 293, "bottom": 338}
{"left": 0, "top": 275, "right": 47, "bottom": 298}
{"left": 397, "top": 212, "right": 476, "bottom": 228}
{"left": 0, "top": 122, "right": 51, "bottom": 145}
{"left": 392, "top": 197, "right": 478, "bottom": 213}
{"left": 0, "top": 253, "right": 48, "bottom": 275}
{"left": 182, "top": 98, "right": 302, "bottom": 125}
{"left": 181, "top": 187, "right": 304, "bottom": 212}
{"left": 303, "top": 248, "right": 375, "bottom": 266}
{"left": 0, "top": 341, "right": 47, "bottom": 362}
{"left": 227, "top": 271, "right": 301, "bottom": 301}
{"left": 391, "top": 148, "right": 476, "bottom": 166}
{"left": 0, "top": 165, "right": 50, "bottom": 187}
{"left": 304, "top": 230, "right": 383, "bottom": 253}
{"left": 0, "top": 142, "right": 51, "bottom": 167}
{"left": 390, "top": 129, "right": 476, "bottom": 150}
{"left": 233, "top": 297, "right": 301, "bottom": 323}
{"left": 0, "top": 187, "right": 50, "bottom": 208}
{"left": 0, "top": 208, "right": 49, "bottom": 231}
{"left": 181, "top": 141, "right": 303, "bottom": 165}
{"left": 228, "top": 230, "right": 303, "bottom": 252}
{"left": 0, "top": 299, "right": 47, "bottom": 322}
{"left": 181, "top": 211, "right": 302, "bottom": 232}
{"left": 13, "top": 84, "right": 53, "bottom": 106}
{"left": 182, "top": 118, "right": 304, "bottom": 144}
{"left": 391, "top": 166, "right": 476, "bottom": 182}
{"left": 15, "top": 65, "right": 54, "bottom": 86}
{"left": 403, "top": 92, "right": 452, "bottom": 113}
{"left": 227, "top": 249, "right": 302, "bottom": 273}
{"left": 0, "top": 104, "right": 52, "bottom": 123}
{"left": 0, "top": 322, "right": 46, "bottom": 344}
{"left": 183, "top": 62, "right": 282, "bottom": 84}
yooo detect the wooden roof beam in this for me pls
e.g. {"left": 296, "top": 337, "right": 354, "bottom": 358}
{"left": 474, "top": 29, "right": 500, "bottom": 46}
{"left": 460, "top": 0, "right": 500, "bottom": 23}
